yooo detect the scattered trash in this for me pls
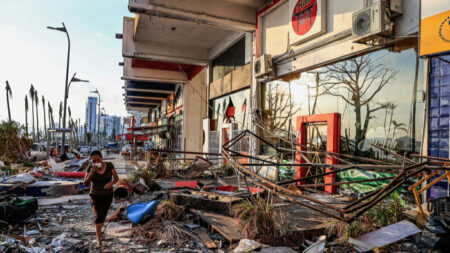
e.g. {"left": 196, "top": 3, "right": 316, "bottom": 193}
{"left": 37, "top": 194, "right": 90, "bottom": 206}
{"left": 233, "top": 239, "right": 266, "bottom": 252}
{"left": 126, "top": 200, "right": 160, "bottom": 224}
{"left": 303, "top": 235, "right": 326, "bottom": 253}
{"left": 106, "top": 222, "right": 132, "bottom": 237}
{"left": 1, "top": 142, "right": 447, "bottom": 253}
{"left": 155, "top": 200, "right": 187, "bottom": 221}
{"left": 5, "top": 173, "right": 36, "bottom": 184}
{"left": 194, "top": 227, "right": 217, "bottom": 249}
{"left": 419, "top": 216, "right": 450, "bottom": 251}
{"left": 114, "top": 184, "right": 131, "bottom": 200}
{"left": 0, "top": 197, "right": 38, "bottom": 223}
{"left": 349, "top": 220, "right": 421, "bottom": 252}
{"left": 51, "top": 232, "right": 82, "bottom": 252}
{"left": 177, "top": 156, "right": 212, "bottom": 178}
{"left": 26, "top": 230, "right": 40, "bottom": 236}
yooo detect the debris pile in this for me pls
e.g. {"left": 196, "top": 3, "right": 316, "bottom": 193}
{"left": 1, "top": 129, "right": 449, "bottom": 252}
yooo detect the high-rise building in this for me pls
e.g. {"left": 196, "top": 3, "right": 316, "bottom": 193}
{"left": 99, "top": 115, "right": 122, "bottom": 140}
{"left": 85, "top": 97, "right": 98, "bottom": 133}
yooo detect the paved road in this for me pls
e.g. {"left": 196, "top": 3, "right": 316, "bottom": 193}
{"left": 104, "top": 154, "right": 136, "bottom": 179}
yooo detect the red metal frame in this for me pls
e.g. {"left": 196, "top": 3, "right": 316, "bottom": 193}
{"left": 296, "top": 113, "right": 340, "bottom": 193}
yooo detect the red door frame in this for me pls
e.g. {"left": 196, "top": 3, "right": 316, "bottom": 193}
{"left": 296, "top": 113, "right": 340, "bottom": 193}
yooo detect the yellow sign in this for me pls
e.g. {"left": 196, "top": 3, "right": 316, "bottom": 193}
{"left": 420, "top": 10, "right": 450, "bottom": 56}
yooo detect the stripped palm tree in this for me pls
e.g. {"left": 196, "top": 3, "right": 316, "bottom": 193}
{"left": 49, "top": 103, "right": 55, "bottom": 128}
{"left": 5, "top": 81, "right": 12, "bottom": 121}
{"left": 48, "top": 102, "right": 53, "bottom": 143}
{"left": 42, "top": 95, "right": 47, "bottom": 141}
{"left": 25, "top": 95, "right": 29, "bottom": 136}
{"left": 59, "top": 102, "right": 62, "bottom": 128}
{"left": 68, "top": 106, "right": 72, "bottom": 124}
{"left": 78, "top": 119, "right": 81, "bottom": 143}
{"left": 29, "top": 85, "right": 36, "bottom": 140}
{"left": 48, "top": 102, "right": 52, "bottom": 128}
{"left": 34, "top": 90, "right": 40, "bottom": 141}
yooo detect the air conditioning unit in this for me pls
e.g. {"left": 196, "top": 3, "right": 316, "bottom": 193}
{"left": 352, "top": 1, "right": 390, "bottom": 43}
{"left": 254, "top": 54, "right": 273, "bottom": 78}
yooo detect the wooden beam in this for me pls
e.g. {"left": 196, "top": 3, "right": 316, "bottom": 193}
{"left": 125, "top": 87, "right": 173, "bottom": 94}
{"left": 127, "top": 101, "right": 160, "bottom": 105}
{"left": 125, "top": 95, "right": 167, "bottom": 100}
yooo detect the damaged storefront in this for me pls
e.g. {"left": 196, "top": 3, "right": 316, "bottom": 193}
{"left": 251, "top": 0, "right": 427, "bottom": 192}
{"left": 208, "top": 38, "right": 252, "bottom": 158}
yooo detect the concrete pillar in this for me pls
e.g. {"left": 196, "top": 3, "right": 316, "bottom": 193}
{"left": 250, "top": 31, "right": 260, "bottom": 159}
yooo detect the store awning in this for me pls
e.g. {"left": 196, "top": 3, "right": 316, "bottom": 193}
{"left": 124, "top": 80, "right": 176, "bottom": 110}
{"left": 127, "top": 124, "right": 174, "bottom": 136}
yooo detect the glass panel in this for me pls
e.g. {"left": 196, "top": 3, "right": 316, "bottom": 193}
{"left": 261, "top": 48, "right": 424, "bottom": 157}
{"left": 428, "top": 55, "right": 450, "bottom": 199}
{"left": 212, "top": 37, "right": 246, "bottom": 81}
{"left": 210, "top": 89, "right": 250, "bottom": 131}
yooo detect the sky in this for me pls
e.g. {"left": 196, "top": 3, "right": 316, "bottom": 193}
{"left": 0, "top": 0, "right": 130, "bottom": 127}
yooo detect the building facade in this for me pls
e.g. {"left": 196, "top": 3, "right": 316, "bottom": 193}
{"left": 119, "top": 0, "right": 450, "bottom": 198}
{"left": 99, "top": 115, "right": 122, "bottom": 141}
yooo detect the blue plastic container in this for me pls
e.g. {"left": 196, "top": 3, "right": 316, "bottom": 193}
{"left": 126, "top": 200, "right": 160, "bottom": 224}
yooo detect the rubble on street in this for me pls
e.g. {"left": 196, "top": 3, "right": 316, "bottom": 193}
{"left": 1, "top": 138, "right": 449, "bottom": 253}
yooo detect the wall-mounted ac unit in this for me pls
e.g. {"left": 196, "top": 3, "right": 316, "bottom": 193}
{"left": 254, "top": 54, "right": 273, "bottom": 78}
{"left": 352, "top": 1, "right": 390, "bottom": 44}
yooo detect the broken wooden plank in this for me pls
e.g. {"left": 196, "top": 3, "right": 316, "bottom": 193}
{"left": 349, "top": 220, "right": 421, "bottom": 252}
{"left": 170, "top": 190, "right": 243, "bottom": 216}
{"left": 191, "top": 209, "right": 242, "bottom": 243}
{"left": 194, "top": 228, "right": 217, "bottom": 249}
{"left": 37, "top": 194, "right": 90, "bottom": 206}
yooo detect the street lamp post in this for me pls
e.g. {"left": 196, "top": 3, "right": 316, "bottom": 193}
{"left": 47, "top": 23, "right": 70, "bottom": 154}
{"left": 48, "top": 23, "right": 89, "bottom": 154}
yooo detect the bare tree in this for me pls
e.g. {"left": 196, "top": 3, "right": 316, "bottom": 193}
{"left": 29, "top": 85, "right": 35, "bottom": 140}
{"left": 5, "top": 81, "right": 12, "bottom": 122}
{"left": 263, "top": 82, "right": 301, "bottom": 135}
{"left": 34, "top": 90, "right": 39, "bottom": 141}
{"left": 48, "top": 102, "right": 54, "bottom": 143}
{"left": 319, "top": 55, "right": 398, "bottom": 153}
{"left": 392, "top": 120, "right": 407, "bottom": 141}
{"left": 59, "top": 101, "right": 62, "bottom": 128}
{"left": 25, "top": 95, "right": 29, "bottom": 136}
{"left": 42, "top": 95, "right": 47, "bottom": 141}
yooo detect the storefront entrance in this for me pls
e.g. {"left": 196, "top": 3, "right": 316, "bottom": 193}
{"left": 296, "top": 113, "right": 340, "bottom": 193}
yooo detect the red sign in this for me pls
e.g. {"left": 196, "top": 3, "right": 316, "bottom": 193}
{"left": 292, "top": 0, "right": 317, "bottom": 36}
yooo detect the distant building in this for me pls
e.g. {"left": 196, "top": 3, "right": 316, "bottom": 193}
{"left": 99, "top": 115, "right": 122, "bottom": 140}
{"left": 85, "top": 97, "right": 98, "bottom": 133}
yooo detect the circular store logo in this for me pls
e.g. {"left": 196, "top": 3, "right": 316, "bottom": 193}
{"left": 439, "top": 16, "right": 450, "bottom": 43}
{"left": 292, "top": 0, "right": 318, "bottom": 36}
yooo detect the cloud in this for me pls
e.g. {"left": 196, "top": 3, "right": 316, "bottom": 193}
{"left": 94, "top": 32, "right": 111, "bottom": 41}
{"left": 0, "top": 24, "right": 17, "bottom": 32}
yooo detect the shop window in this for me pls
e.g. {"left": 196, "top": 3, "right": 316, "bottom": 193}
{"left": 210, "top": 89, "right": 250, "bottom": 131}
{"left": 209, "top": 89, "right": 250, "bottom": 156}
{"left": 174, "top": 121, "right": 183, "bottom": 152}
{"left": 212, "top": 37, "right": 246, "bottom": 81}
{"left": 261, "top": 47, "right": 424, "bottom": 159}
{"left": 174, "top": 84, "right": 184, "bottom": 110}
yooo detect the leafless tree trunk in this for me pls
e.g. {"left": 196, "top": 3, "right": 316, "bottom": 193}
{"left": 319, "top": 55, "right": 398, "bottom": 153}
